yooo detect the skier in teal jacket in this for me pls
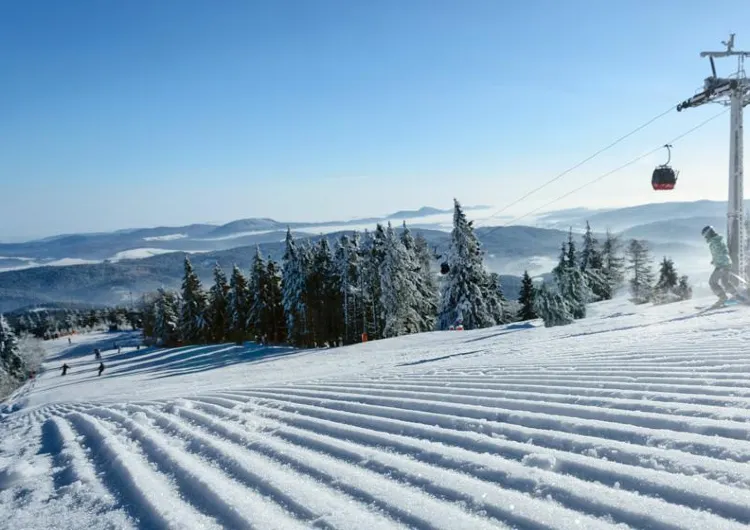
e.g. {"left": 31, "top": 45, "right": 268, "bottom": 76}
{"left": 702, "top": 225, "right": 737, "bottom": 302}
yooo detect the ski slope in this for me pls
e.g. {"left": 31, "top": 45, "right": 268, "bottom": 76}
{"left": 2, "top": 297, "right": 750, "bottom": 529}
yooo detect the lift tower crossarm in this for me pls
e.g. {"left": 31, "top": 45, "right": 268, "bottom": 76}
{"left": 677, "top": 34, "right": 750, "bottom": 285}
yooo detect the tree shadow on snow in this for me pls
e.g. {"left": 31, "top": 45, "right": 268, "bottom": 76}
{"left": 462, "top": 322, "right": 536, "bottom": 344}
{"left": 110, "top": 342, "right": 312, "bottom": 380}
{"left": 47, "top": 331, "right": 143, "bottom": 362}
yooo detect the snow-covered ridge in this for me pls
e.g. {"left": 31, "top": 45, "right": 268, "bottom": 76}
{"left": 142, "top": 233, "right": 187, "bottom": 242}
{"left": 2, "top": 297, "right": 750, "bottom": 528}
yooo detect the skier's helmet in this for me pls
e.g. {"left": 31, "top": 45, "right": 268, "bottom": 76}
{"left": 702, "top": 225, "right": 717, "bottom": 239}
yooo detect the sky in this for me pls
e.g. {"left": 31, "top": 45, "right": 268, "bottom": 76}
{"left": 1, "top": 0, "right": 749, "bottom": 241}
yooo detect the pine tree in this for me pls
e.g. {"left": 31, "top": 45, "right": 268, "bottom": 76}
{"left": 626, "top": 239, "right": 655, "bottom": 304}
{"left": 248, "top": 247, "right": 267, "bottom": 341}
{"left": 675, "top": 275, "right": 693, "bottom": 301}
{"left": 438, "top": 198, "right": 496, "bottom": 330}
{"left": 179, "top": 256, "right": 208, "bottom": 344}
{"left": 580, "top": 221, "right": 608, "bottom": 301}
{"left": 560, "top": 265, "right": 589, "bottom": 319}
{"left": 533, "top": 284, "right": 574, "bottom": 328}
{"left": 228, "top": 265, "right": 250, "bottom": 344}
{"left": 335, "top": 233, "right": 364, "bottom": 344}
{"left": 380, "top": 223, "right": 420, "bottom": 338}
{"left": 360, "top": 228, "right": 386, "bottom": 339}
{"left": 413, "top": 232, "right": 439, "bottom": 331}
{"left": 552, "top": 242, "right": 567, "bottom": 285}
{"left": 265, "top": 259, "right": 286, "bottom": 343}
{"left": 517, "top": 270, "right": 538, "bottom": 321}
{"left": 281, "top": 229, "right": 310, "bottom": 346}
{"left": 653, "top": 257, "right": 681, "bottom": 304}
{"left": 656, "top": 257, "right": 679, "bottom": 289}
{"left": 399, "top": 222, "right": 436, "bottom": 332}
{"left": 154, "top": 288, "right": 181, "bottom": 346}
{"left": 486, "top": 272, "right": 509, "bottom": 325}
{"left": 207, "top": 263, "right": 230, "bottom": 343}
{"left": 0, "top": 314, "right": 24, "bottom": 379}
{"left": 306, "top": 238, "right": 341, "bottom": 346}
{"left": 566, "top": 228, "right": 577, "bottom": 269}
{"left": 140, "top": 292, "right": 158, "bottom": 341}
{"left": 601, "top": 230, "right": 625, "bottom": 299}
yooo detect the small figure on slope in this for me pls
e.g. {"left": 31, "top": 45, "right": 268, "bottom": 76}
{"left": 61, "top": 363, "right": 70, "bottom": 376}
{"left": 97, "top": 362, "right": 105, "bottom": 377}
{"left": 702, "top": 225, "right": 745, "bottom": 305}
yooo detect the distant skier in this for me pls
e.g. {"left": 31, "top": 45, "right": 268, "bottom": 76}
{"left": 702, "top": 225, "right": 743, "bottom": 304}
{"left": 97, "top": 362, "right": 105, "bottom": 377}
{"left": 94, "top": 348, "right": 101, "bottom": 360}
{"left": 68, "top": 337, "right": 72, "bottom": 345}
{"left": 61, "top": 363, "right": 70, "bottom": 376}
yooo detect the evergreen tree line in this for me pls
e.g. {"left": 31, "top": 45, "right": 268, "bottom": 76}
{"left": 516, "top": 223, "right": 692, "bottom": 328}
{"left": 142, "top": 199, "right": 516, "bottom": 348}
{"left": 0, "top": 313, "right": 45, "bottom": 398}
{"left": 9, "top": 306, "right": 141, "bottom": 340}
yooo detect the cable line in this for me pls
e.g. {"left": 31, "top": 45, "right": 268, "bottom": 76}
{"left": 497, "top": 108, "right": 729, "bottom": 228}
{"left": 480, "top": 104, "right": 677, "bottom": 222}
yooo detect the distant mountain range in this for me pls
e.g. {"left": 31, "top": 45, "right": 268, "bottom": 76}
{"left": 0, "top": 205, "right": 491, "bottom": 269}
{"left": 0, "top": 199, "right": 732, "bottom": 312}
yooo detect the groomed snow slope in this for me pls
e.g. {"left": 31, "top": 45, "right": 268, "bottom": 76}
{"left": 3, "top": 297, "right": 750, "bottom": 529}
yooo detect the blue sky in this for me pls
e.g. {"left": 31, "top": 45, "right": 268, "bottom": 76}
{"left": 1, "top": 0, "right": 748, "bottom": 240}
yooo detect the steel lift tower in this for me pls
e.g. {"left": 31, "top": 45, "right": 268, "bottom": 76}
{"left": 678, "top": 34, "right": 750, "bottom": 284}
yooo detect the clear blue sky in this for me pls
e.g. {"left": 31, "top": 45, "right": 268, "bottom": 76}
{"left": 1, "top": 0, "right": 748, "bottom": 240}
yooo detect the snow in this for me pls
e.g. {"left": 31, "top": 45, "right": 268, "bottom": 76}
{"left": 196, "top": 229, "right": 277, "bottom": 242}
{"left": 110, "top": 248, "right": 176, "bottom": 261}
{"left": 3, "top": 296, "right": 750, "bottom": 529}
{"left": 142, "top": 233, "right": 187, "bottom": 242}
{"left": 0, "top": 257, "right": 100, "bottom": 272}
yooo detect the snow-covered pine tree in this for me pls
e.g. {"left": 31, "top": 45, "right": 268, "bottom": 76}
{"left": 579, "top": 222, "right": 596, "bottom": 270}
{"left": 63, "top": 312, "right": 76, "bottom": 333}
{"left": 306, "top": 238, "right": 341, "bottom": 346}
{"left": 359, "top": 228, "right": 386, "bottom": 340}
{"left": 379, "top": 222, "right": 420, "bottom": 338}
{"left": 228, "top": 265, "right": 251, "bottom": 344}
{"left": 626, "top": 239, "right": 655, "bottom": 304}
{"left": 207, "top": 263, "right": 230, "bottom": 343}
{"left": 179, "top": 256, "right": 208, "bottom": 344}
{"left": 139, "top": 292, "right": 158, "bottom": 342}
{"left": 0, "top": 313, "right": 24, "bottom": 380}
{"left": 675, "top": 275, "right": 693, "bottom": 301}
{"left": 580, "top": 221, "right": 608, "bottom": 301}
{"left": 248, "top": 247, "right": 267, "bottom": 342}
{"left": 335, "top": 233, "right": 363, "bottom": 345}
{"left": 601, "top": 230, "right": 625, "bottom": 299}
{"left": 551, "top": 229, "right": 588, "bottom": 319}
{"left": 517, "top": 270, "right": 538, "bottom": 321}
{"left": 552, "top": 242, "right": 567, "bottom": 285}
{"left": 438, "top": 198, "right": 496, "bottom": 330}
{"left": 653, "top": 257, "right": 681, "bottom": 304}
{"left": 399, "top": 222, "right": 435, "bottom": 332}
{"left": 370, "top": 224, "right": 388, "bottom": 337}
{"left": 265, "top": 259, "right": 286, "bottom": 343}
{"left": 559, "top": 265, "right": 589, "bottom": 319}
{"left": 155, "top": 288, "right": 181, "bottom": 347}
{"left": 281, "top": 229, "right": 309, "bottom": 347}
{"left": 413, "top": 231, "right": 439, "bottom": 331}
{"left": 533, "top": 284, "right": 574, "bottom": 328}
{"left": 565, "top": 228, "right": 577, "bottom": 269}
{"left": 486, "top": 272, "right": 509, "bottom": 325}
